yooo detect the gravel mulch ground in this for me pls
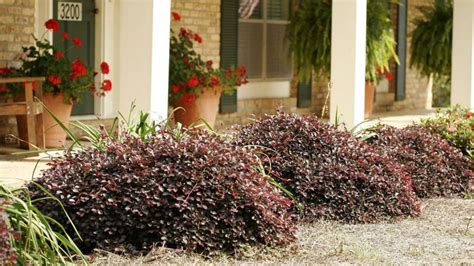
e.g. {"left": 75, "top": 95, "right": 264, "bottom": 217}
{"left": 91, "top": 198, "right": 473, "bottom": 265}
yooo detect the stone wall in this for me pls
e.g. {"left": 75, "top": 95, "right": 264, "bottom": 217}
{"left": 0, "top": 0, "right": 35, "bottom": 144}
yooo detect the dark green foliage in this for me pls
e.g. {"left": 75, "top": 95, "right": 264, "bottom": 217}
{"left": 28, "top": 127, "right": 297, "bottom": 254}
{"left": 288, "top": 0, "right": 398, "bottom": 83}
{"left": 365, "top": 125, "right": 473, "bottom": 198}
{"left": 233, "top": 111, "right": 421, "bottom": 223}
{"left": 410, "top": 0, "right": 452, "bottom": 79}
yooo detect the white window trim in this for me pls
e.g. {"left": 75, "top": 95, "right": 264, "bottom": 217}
{"left": 238, "top": 0, "right": 292, "bottom": 81}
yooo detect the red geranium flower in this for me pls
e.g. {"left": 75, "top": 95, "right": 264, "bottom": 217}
{"left": 385, "top": 72, "right": 393, "bottom": 81}
{"left": 194, "top": 34, "right": 202, "bottom": 43}
{"left": 182, "top": 93, "right": 196, "bottom": 105}
{"left": 180, "top": 27, "right": 188, "bottom": 37}
{"left": 172, "top": 84, "right": 180, "bottom": 93}
{"left": 206, "top": 60, "right": 213, "bottom": 68}
{"left": 172, "top": 11, "right": 181, "bottom": 22}
{"left": 210, "top": 76, "right": 219, "bottom": 87}
{"left": 100, "top": 62, "right": 110, "bottom": 74}
{"left": 44, "top": 19, "right": 59, "bottom": 32}
{"left": 61, "top": 31, "right": 69, "bottom": 40}
{"left": 73, "top": 37, "right": 82, "bottom": 48}
{"left": 101, "top": 79, "right": 112, "bottom": 91}
{"left": 0, "top": 68, "right": 10, "bottom": 75}
{"left": 54, "top": 51, "right": 63, "bottom": 60}
{"left": 187, "top": 76, "right": 199, "bottom": 88}
{"left": 48, "top": 75, "right": 61, "bottom": 86}
{"left": 71, "top": 59, "right": 87, "bottom": 80}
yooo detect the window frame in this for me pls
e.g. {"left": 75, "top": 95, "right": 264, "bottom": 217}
{"left": 238, "top": 0, "right": 292, "bottom": 82}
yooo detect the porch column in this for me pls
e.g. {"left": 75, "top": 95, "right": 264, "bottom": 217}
{"left": 117, "top": 0, "right": 170, "bottom": 120}
{"left": 330, "top": 0, "right": 367, "bottom": 128}
{"left": 452, "top": 0, "right": 474, "bottom": 110}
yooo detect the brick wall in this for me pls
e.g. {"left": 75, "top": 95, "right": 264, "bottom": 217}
{"left": 0, "top": 0, "right": 35, "bottom": 144}
{"left": 171, "top": 0, "right": 220, "bottom": 67}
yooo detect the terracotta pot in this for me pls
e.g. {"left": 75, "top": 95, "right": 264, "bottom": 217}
{"left": 42, "top": 93, "right": 73, "bottom": 148}
{"left": 365, "top": 81, "right": 376, "bottom": 118}
{"left": 173, "top": 87, "right": 222, "bottom": 128}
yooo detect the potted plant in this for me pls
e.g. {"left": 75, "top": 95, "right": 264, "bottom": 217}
{"left": 288, "top": 0, "right": 398, "bottom": 118}
{"left": 169, "top": 12, "right": 248, "bottom": 128}
{"left": 0, "top": 19, "right": 112, "bottom": 148}
{"left": 410, "top": 0, "right": 452, "bottom": 107}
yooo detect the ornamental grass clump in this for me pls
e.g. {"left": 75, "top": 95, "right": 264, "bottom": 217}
{"left": 233, "top": 111, "right": 421, "bottom": 223}
{"left": 28, "top": 127, "right": 296, "bottom": 254}
{"left": 365, "top": 124, "right": 474, "bottom": 198}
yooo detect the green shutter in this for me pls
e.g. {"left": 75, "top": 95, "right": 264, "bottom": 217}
{"left": 219, "top": 0, "right": 239, "bottom": 113}
{"left": 396, "top": 0, "right": 407, "bottom": 101}
{"left": 297, "top": 74, "right": 312, "bottom": 108}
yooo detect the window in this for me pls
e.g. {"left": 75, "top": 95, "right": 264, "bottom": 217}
{"left": 238, "top": 0, "right": 292, "bottom": 80}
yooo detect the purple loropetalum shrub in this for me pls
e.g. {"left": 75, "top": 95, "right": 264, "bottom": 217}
{"left": 364, "top": 124, "right": 474, "bottom": 198}
{"left": 27, "top": 127, "right": 297, "bottom": 254}
{"left": 232, "top": 110, "right": 421, "bottom": 223}
{"left": 0, "top": 201, "right": 16, "bottom": 265}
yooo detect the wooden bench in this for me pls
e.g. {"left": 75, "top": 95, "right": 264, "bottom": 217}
{"left": 0, "top": 77, "right": 45, "bottom": 150}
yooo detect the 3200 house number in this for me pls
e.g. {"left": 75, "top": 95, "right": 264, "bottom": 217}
{"left": 58, "top": 2, "right": 82, "bottom": 21}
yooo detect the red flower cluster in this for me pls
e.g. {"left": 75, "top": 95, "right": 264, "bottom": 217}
{"left": 61, "top": 31, "right": 69, "bottom": 40}
{"left": 73, "top": 37, "right": 82, "bottom": 48}
{"left": 465, "top": 112, "right": 473, "bottom": 119}
{"left": 71, "top": 59, "right": 87, "bottom": 80}
{"left": 54, "top": 51, "right": 63, "bottom": 60}
{"left": 179, "top": 27, "right": 204, "bottom": 44}
{"left": 172, "top": 11, "right": 181, "bottom": 22}
{"left": 45, "top": 19, "right": 59, "bottom": 32}
{"left": 101, "top": 79, "right": 112, "bottom": 91}
{"left": 48, "top": 75, "right": 61, "bottom": 86}
{"left": 182, "top": 93, "right": 196, "bottom": 105}
{"left": 187, "top": 76, "right": 199, "bottom": 88}
{"left": 100, "top": 62, "right": 110, "bottom": 74}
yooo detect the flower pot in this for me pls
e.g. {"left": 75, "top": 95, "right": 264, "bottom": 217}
{"left": 174, "top": 87, "right": 222, "bottom": 128}
{"left": 42, "top": 93, "right": 73, "bottom": 148}
{"left": 365, "top": 81, "right": 376, "bottom": 118}
{"left": 17, "top": 93, "right": 73, "bottom": 148}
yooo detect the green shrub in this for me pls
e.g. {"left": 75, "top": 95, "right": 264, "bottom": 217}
{"left": 421, "top": 105, "right": 474, "bottom": 160}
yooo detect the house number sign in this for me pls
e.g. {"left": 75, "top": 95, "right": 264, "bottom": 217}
{"left": 58, "top": 2, "right": 82, "bottom": 21}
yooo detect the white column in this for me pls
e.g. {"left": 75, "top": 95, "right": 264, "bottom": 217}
{"left": 452, "top": 0, "right": 474, "bottom": 110}
{"left": 116, "top": 0, "right": 170, "bottom": 120}
{"left": 330, "top": 0, "right": 367, "bottom": 128}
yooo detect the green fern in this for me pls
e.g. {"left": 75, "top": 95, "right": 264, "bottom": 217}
{"left": 288, "top": 0, "right": 398, "bottom": 83}
{"left": 410, "top": 0, "right": 453, "bottom": 79}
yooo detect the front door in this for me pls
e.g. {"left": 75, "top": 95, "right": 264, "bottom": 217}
{"left": 53, "top": 0, "right": 96, "bottom": 116}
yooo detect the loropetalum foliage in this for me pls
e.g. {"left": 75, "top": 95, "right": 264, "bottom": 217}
{"left": 364, "top": 124, "right": 474, "bottom": 198}
{"left": 168, "top": 12, "right": 248, "bottom": 106}
{"left": 28, "top": 127, "right": 296, "bottom": 254}
{"left": 288, "top": 0, "right": 397, "bottom": 83}
{"left": 0, "top": 203, "right": 16, "bottom": 265}
{"left": 410, "top": 0, "right": 452, "bottom": 79}
{"left": 233, "top": 111, "right": 421, "bottom": 223}
{"left": 421, "top": 105, "right": 474, "bottom": 160}
{"left": 0, "top": 19, "right": 111, "bottom": 102}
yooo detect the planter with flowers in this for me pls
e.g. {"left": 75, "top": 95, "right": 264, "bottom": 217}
{"left": 169, "top": 12, "right": 248, "bottom": 128}
{"left": 0, "top": 19, "right": 111, "bottom": 148}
